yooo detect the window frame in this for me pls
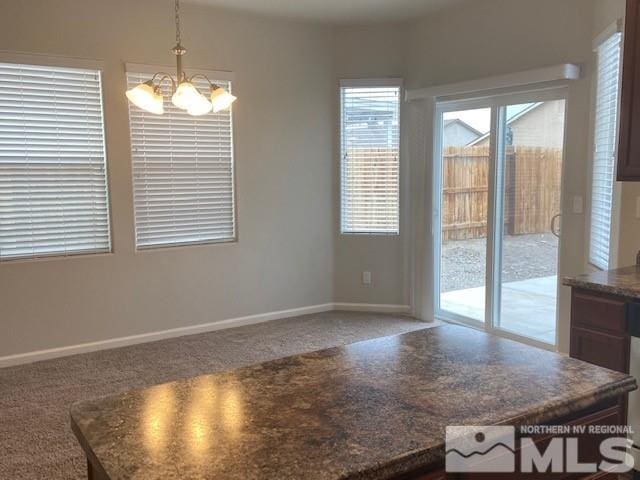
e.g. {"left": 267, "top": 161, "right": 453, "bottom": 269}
{"left": 0, "top": 53, "right": 113, "bottom": 262}
{"left": 587, "top": 21, "right": 623, "bottom": 271}
{"left": 125, "top": 63, "right": 238, "bottom": 252}
{"left": 339, "top": 78, "right": 403, "bottom": 236}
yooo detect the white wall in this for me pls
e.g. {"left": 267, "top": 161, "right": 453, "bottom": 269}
{"left": 0, "top": 0, "right": 335, "bottom": 357}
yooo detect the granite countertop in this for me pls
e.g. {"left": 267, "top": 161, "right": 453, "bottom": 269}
{"left": 563, "top": 264, "right": 640, "bottom": 298}
{"left": 70, "top": 324, "right": 637, "bottom": 480}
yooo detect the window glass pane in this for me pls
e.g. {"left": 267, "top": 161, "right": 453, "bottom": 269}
{"left": 496, "top": 100, "right": 566, "bottom": 345}
{"left": 0, "top": 62, "right": 111, "bottom": 260}
{"left": 340, "top": 85, "right": 400, "bottom": 234}
{"left": 127, "top": 72, "right": 235, "bottom": 249}
{"left": 439, "top": 107, "right": 491, "bottom": 323}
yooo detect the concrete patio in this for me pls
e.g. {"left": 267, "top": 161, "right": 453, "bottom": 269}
{"left": 441, "top": 275, "right": 557, "bottom": 344}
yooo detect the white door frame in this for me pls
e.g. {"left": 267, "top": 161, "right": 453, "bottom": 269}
{"left": 432, "top": 86, "right": 569, "bottom": 351}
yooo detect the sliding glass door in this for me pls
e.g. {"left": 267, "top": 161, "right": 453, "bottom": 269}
{"left": 434, "top": 90, "right": 567, "bottom": 347}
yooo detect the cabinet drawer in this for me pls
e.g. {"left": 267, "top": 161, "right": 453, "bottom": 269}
{"left": 569, "top": 327, "right": 629, "bottom": 373}
{"left": 571, "top": 290, "right": 627, "bottom": 334}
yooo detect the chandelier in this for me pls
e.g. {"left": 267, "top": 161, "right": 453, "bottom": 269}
{"left": 126, "top": 0, "right": 236, "bottom": 116}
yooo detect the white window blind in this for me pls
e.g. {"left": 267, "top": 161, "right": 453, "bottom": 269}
{"left": 127, "top": 72, "right": 235, "bottom": 249}
{"left": 589, "top": 30, "right": 622, "bottom": 270}
{"left": 340, "top": 85, "right": 400, "bottom": 234}
{"left": 0, "top": 62, "right": 110, "bottom": 261}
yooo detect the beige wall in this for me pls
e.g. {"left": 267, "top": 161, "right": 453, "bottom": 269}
{"left": 509, "top": 101, "right": 566, "bottom": 149}
{"left": 0, "top": 0, "right": 335, "bottom": 357}
{"left": 475, "top": 100, "right": 566, "bottom": 148}
{"left": 331, "top": 24, "right": 411, "bottom": 306}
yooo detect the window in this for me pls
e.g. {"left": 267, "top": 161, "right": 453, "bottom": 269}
{"left": 127, "top": 70, "right": 235, "bottom": 249}
{"left": 589, "top": 28, "right": 622, "bottom": 270}
{"left": 340, "top": 82, "right": 401, "bottom": 234}
{"left": 0, "top": 62, "right": 110, "bottom": 260}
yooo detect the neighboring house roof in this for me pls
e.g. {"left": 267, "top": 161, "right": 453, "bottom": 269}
{"left": 466, "top": 102, "right": 542, "bottom": 146}
{"left": 443, "top": 118, "right": 483, "bottom": 137}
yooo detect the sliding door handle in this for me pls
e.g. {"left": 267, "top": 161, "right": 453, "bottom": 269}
{"left": 550, "top": 213, "right": 561, "bottom": 238}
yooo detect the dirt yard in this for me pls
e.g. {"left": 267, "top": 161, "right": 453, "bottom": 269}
{"left": 441, "top": 232, "right": 558, "bottom": 292}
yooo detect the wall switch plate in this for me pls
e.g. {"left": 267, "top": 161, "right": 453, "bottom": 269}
{"left": 572, "top": 195, "right": 583, "bottom": 214}
{"left": 636, "top": 196, "right": 640, "bottom": 219}
{"left": 362, "top": 271, "right": 372, "bottom": 285}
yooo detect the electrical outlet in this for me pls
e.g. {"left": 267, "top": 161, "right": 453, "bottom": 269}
{"left": 572, "top": 195, "right": 583, "bottom": 214}
{"left": 362, "top": 271, "right": 372, "bottom": 285}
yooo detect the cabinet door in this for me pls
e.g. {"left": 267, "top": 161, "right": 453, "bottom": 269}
{"left": 571, "top": 289, "right": 627, "bottom": 335}
{"left": 618, "top": 0, "right": 640, "bottom": 180}
{"left": 570, "top": 326, "right": 629, "bottom": 373}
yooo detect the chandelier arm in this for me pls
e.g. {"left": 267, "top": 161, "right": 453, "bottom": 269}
{"left": 150, "top": 72, "right": 177, "bottom": 92}
{"left": 188, "top": 73, "right": 219, "bottom": 90}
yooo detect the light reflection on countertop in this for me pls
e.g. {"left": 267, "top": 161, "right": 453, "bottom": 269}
{"left": 184, "top": 376, "right": 217, "bottom": 460}
{"left": 142, "top": 383, "right": 175, "bottom": 459}
{"left": 138, "top": 375, "right": 245, "bottom": 465}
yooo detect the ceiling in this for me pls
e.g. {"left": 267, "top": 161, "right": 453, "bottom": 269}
{"left": 184, "top": 0, "right": 464, "bottom": 25}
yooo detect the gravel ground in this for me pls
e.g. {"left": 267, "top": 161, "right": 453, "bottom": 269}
{"left": 441, "top": 232, "right": 559, "bottom": 292}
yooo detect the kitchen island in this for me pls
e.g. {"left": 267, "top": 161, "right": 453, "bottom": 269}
{"left": 70, "top": 324, "right": 636, "bottom": 480}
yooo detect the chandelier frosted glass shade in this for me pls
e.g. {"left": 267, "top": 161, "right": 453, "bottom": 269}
{"left": 171, "top": 81, "right": 204, "bottom": 110}
{"left": 125, "top": 81, "right": 164, "bottom": 115}
{"left": 187, "top": 93, "right": 214, "bottom": 116}
{"left": 210, "top": 86, "right": 237, "bottom": 113}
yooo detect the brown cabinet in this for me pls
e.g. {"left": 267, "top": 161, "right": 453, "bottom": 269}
{"left": 569, "top": 289, "right": 630, "bottom": 373}
{"left": 570, "top": 326, "right": 629, "bottom": 372}
{"left": 571, "top": 290, "right": 628, "bottom": 334}
{"left": 569, "top": 287, "right": 631, "bottom": 426}
{"left": 618, "top": 0, "right": 640, "bottom": 180}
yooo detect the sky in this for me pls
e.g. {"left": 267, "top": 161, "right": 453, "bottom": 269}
{"left": 443, "top": 103, "right": 536, "bottom": 134}
{"left": 444, "top": 108, "right": 491, "bottom": 133}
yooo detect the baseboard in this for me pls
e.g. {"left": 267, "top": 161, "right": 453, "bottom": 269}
{"left": 332, "top": 302, "right": 412, "bottom": 314}
{"left": 0, "top": 303, "right": 335, "bottom": 368}
{"left": 0, "top": 302, "right": 414, "bottom": 368}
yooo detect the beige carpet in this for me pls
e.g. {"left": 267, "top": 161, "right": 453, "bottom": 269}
{"left": 0, "top": 310, "right": 435, "bottom": 479}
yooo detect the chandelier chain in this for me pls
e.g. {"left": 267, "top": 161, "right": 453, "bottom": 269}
{"left": 175, "top": 0, "right": 181, "bottom": 45}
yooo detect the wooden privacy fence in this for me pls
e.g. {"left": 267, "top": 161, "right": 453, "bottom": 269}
{"left": 442, "top": 146, "right": 562, "bottom": 241}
